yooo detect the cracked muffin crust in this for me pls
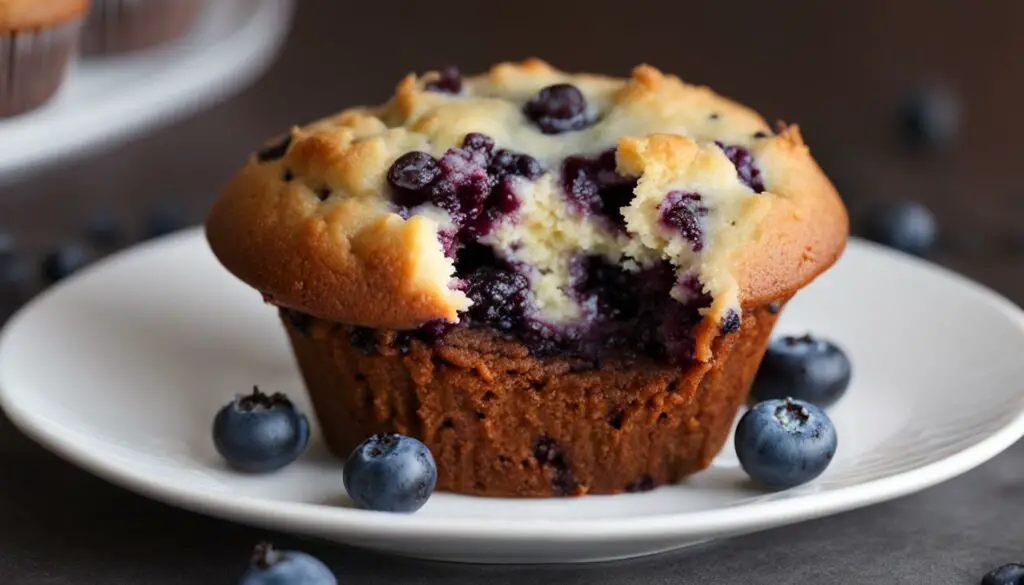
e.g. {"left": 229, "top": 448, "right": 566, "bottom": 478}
{"left": 205, "top": 60, "right": 848, "bottom": 496}
{"left": 207, "top": 60, "right": 846, "bottom": 361}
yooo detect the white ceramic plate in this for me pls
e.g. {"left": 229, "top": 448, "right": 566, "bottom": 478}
{"left": 0, "top": 0, "right": 293, "bottom": 185}
{"left": 2, "top": 229, "right": 1024, "bottom": 564}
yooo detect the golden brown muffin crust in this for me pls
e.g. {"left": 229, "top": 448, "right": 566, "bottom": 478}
{"left": 206, "top": 60, "right": 847, "bottom": 331}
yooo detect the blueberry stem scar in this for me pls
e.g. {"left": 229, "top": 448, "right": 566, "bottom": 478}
{"left": 251, "top": 542, "right": 276, "bottom": 569}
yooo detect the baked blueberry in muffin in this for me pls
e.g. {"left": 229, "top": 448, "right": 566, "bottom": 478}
{"left": 206, "top": 60, "right": 848, "bottom": 497}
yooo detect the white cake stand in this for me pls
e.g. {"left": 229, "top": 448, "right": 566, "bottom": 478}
{"left": 0, "top": 0, "right": 294, "bottom": 186}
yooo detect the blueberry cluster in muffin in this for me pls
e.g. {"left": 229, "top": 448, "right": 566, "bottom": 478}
{"left": 234, "top": 60, "right": 798, "bottom": 366}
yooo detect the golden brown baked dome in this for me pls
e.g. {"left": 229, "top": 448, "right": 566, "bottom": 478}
{"left": 206, "top": 59, "right": 847, "bottom": 364}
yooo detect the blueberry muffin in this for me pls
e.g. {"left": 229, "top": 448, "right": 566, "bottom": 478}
{"left": 0, "top": 0, "right": 90, "bottom": 117}
{"left": 81, "top": 0, "right": 202, "bottom": 55}
{"left": 206, "top": 60, "right": 848, "bottom": 497}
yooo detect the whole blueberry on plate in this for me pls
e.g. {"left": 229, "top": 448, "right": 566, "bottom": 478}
{"left": 41, "top": 244, "right": 90, "bottom": 284}
{"left": 213, "top": 386, "right": 310, "bottom": 473}
{"left": 735, "top": 398, "right": 837, "bottom": 489}
{"left": 864, "top": 200, "right": 937, "bottom": 256}
{"left": 238, "top": 542, "right": 336, "bottom": 585}
{"left": 751, "top": 334, "right": 852, "bottom": 407}
{"left": 343, "top": 432, "right": 437, "bottom": 513}
{"left": 982, "top": 563, "right": 1024, "bottom": 585}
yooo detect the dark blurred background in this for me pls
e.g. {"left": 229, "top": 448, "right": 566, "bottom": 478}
{"left": 3, "top": 0, "right": 1024, "bottom": 313}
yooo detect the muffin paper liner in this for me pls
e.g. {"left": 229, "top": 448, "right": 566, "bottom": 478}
{"left": 0, "top": 20, "right": 82, "bottom": 118}
{"left": 82, "top": 0, "right": 204, "bottom": 55}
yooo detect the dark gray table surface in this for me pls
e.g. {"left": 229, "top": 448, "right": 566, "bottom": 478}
{"left": 2, "top": 1, "right": 1023, "bottom": 583}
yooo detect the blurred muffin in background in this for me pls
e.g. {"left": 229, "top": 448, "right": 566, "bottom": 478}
{"left": 81, "top": 0, "right": 203, "bottom": 56}
{"left": 0, "top": 0, "right": 90, "bottom": 117}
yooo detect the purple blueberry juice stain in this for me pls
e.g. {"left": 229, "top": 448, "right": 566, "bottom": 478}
{"left": 566, "top": 257, "right": 709, "bottom": 365}
{"left": 560, "top": 149, "right": 636, "bottom": 230}
{"left": 675, "top": 272, "right": 710, "bottom": 305}
{"left": 385, "top": 133, "right": 542, "bottom": 249}
{"left": 716, "top": 142, "right": 765, "bottom": 193}
{"left": 463, "top": 267, "right": 531, "bottom": 332}
{"left": 659, "top": 191, "right": 708, "bottom": 251}
{"left": 437, "top": 229, "right": 458, "bottom": 258}
{"left": 561, "top": 156, "right": 601, "bottom": 215}
{"left": 428, "top": 147, "right": 492, "bottom": 225}
{"left": 381, "top": 136, "right": 719, "bottom": 366}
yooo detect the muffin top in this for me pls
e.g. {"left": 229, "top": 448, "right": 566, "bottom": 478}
{"left": 206, "top": 60, "right": 847, "bottom": 365}
{"left": 0, "top": 0, "right": 90, "bottom": 30}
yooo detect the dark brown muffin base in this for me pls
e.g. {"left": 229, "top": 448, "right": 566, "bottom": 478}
{"left": 82, "top": 0, "right": 203, "bottom": 55}
{"left": 281, "top": 303, "right": 784, "bottom": 497}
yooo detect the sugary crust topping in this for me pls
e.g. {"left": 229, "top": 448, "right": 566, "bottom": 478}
{"left": 206, "top": 59, "right": 847, "bottom": 331}
{"left": 0, "top": 0, "right": 90, "bottom": 30}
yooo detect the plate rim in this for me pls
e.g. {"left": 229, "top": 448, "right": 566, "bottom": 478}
{"left": 0, "top": 0, "right": 294, "bottom": 185}
{"left": 2, "top": 229, "right": 1024, "bottom": 542}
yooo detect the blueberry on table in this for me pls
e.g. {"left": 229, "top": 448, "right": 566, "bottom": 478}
{"left": 41, "top": 244, "right": 90, "bottom": 284}
{"left": 213, "top": 387, "right": 310, "bottom": 473}
{"left": 751, "top": 334, "right": 852, "bottom": 407}
{"left": 0, "top": 230, "right": 13, "bottom": 260}
{"left": 864, "top": 200, "right": 938, "bottom": 256}
{"left": 86, "top": 210, "right": 123, "bottom": 246}
{"left": 143, "top": 204, "right": 188, "bottom": 240}
{"left": 900, "top": 85, "right": 961, "bottom": 151}
{"left": 239, "top": 542, "right": 336, "bottom": 585}
{"left": 982, "top": 563, "right": 1024, "bottom": 585}
{"left": 343, "top": 433, "right": 437, "bottom": 513}
{"left": 1, "top": 256, "right": 30, "bottom": 287}
{"left": 735, "top": 398, "right": 837, "bottom": 489}
{"left": 0, "top": 257, "right": 34, "bottom": 308}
